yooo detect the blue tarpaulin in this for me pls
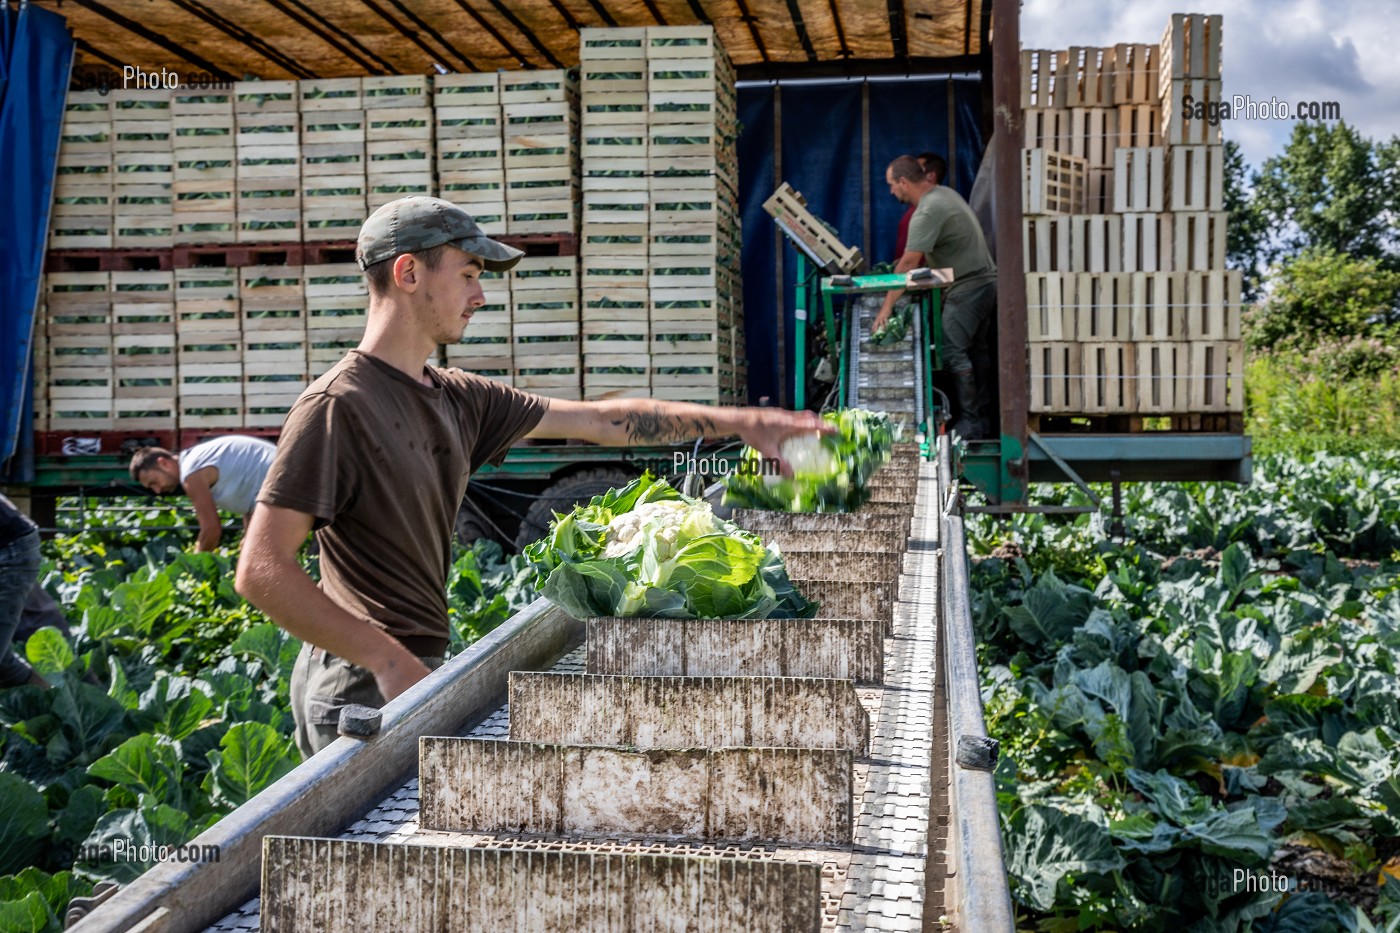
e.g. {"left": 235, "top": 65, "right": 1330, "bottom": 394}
{"left": 736, "top": 76, "right": 985, "bottom": 407}
{"left": 0, "top": 4, "right": 72, "bottom": 475}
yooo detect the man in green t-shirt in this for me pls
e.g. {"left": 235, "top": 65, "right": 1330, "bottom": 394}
{"left": 873, "top": 155, "right": 998, "bottom": 438}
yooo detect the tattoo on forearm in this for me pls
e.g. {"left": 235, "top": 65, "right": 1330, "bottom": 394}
{"left": 613, "top": 405, "right": 719, "bottom": 444}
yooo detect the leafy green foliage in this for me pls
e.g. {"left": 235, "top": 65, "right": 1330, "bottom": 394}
{"left": 971, "top": 454, "right": 1400, "bottom": 929}
{"left": 0, "top": 499, "right": 541, "bottom": 927}
{"left": 1244, "top": 249, "right": 1400, "bottom": 355}
{"left": 525, "top": 474, "right": 814, "bottom": 620}
{"left": 723, "top": 408, "right": 897, "bottom": 512}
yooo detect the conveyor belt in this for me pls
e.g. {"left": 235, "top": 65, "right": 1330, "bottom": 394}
{"left": 70, "top": 440, "right": 1014, "bottom": 933}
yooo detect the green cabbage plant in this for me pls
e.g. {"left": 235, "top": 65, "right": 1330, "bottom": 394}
{"left": 523, "top": 474, "right": 815, "bottom": 620}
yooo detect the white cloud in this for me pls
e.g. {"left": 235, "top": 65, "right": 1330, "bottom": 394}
{"left": 1021, "top": 0, "right": 1400, "bottom": 172}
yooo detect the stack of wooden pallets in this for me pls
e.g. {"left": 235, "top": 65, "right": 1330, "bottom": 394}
{"left": 1021, "top": 12, "right": 1240, "bottom": 427}
{"left": 502, "top": 71, "right": 579, "bottom": 235}
{"left": 172, "top": 88, "right": 237, "bottom": 244}
{"left": 240, "top": 263, "right": 307, "bottom": 427}
{"left": 174, "top": 264, "right": 242, "bottom": 430}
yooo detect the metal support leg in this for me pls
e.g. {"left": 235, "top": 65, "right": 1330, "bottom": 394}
{"left": 1109, "top": 467, "right": 1125, "bottom": 539}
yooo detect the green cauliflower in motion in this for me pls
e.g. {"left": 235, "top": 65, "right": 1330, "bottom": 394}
{"left": 524, "top": 474, "right": 815, "bottom": 620}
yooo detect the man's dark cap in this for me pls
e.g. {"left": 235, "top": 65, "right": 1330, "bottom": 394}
{"left": 355, "top": 196, "right": 524, "bottom": 272}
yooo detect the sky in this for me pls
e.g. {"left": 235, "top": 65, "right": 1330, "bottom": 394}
{"left": 1020, "top": 0, "right": 1400, "bottom": 174}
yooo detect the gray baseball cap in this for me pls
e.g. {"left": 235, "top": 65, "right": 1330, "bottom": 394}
{"left": 355, "top": 196, "right": 525, "bottom": 272}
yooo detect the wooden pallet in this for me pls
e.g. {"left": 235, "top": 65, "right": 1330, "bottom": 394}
{"left": 1060, "top": 47, "right": 1114, "bottom": 107}
{"left": 1024, "top": 215, "right": 1123, "bottom": 273}
{"left": 1111, "top": 147, "right": 1163, "bottom": 213}
{"left": 1171, "top": 211, "right": 1227, "bottom": 271}
{"left": 1111, "top": 44, "right": 1159, "bottom": 105}
{"left": 1066, "top": 107, "right": 1117, "bottom": 168}
{"left": 1028, "top": 342, "right": 1081, "bottom": 413}
{"left": 1023, "top": 108, "right": 1068, "bottom": 153}
{"left": 1115, "top": 104, "right": 1160, "bottom": 148}
{"left": 1121, "top": 212, "right": 1170, "bottom": 273}
{"left": 1022, "top": 149, "right": 1087, "bottom": 214}
{"left": 1079, "top": 342, "right": 1137, "bottom": 414}
{"left": 1167, "top": 144, "right": 1224, "bottom": 212}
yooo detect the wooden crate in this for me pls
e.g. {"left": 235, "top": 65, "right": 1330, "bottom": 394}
{"left": 45, "top": 271, "right": 111, "bottom": 331}
{"left": 1112, "top": 43, "right": 1159, "bottom": 105}
{"left": 1189, "top": 340, "right": 1244, "bottom": 413}
{"left": 1025, "top": 272, "right": 1074, "bottom": 342}
{"left": 367, "top": 108, "right": 433, "bottom": 143}
{"left": 650, "top": 184, "right": 719, "bottom": 226}
{"left": 582, "top": 254, "right": 649, "bottom": 292}
{"left": 584, "top": 351, "right": 650, "bottom": 399}
{"left": 1121, "top": 212, "right": 1170, "bottom": 273}
{"left": 447, "top": 300, "right": 513, "bottom": 378}
{"left": 234, "top": 80, "right": 298, "bottom": 113}
{"left": 649, "top": 255, "right": 716, "bottom": 291}
{"left": 1135, "top": 341, "right": 1190, "bottom": 413}
{"left": 175, "top": 268, "right": 240, "bottom": 334}
{"left": 1160, "top": 78, "right": 1222, "bottom": 145}
{"left": 581, "top": 27, "right": 648, "bottom": 61}
{"left": 583, "top": 285, "right": 650, "bottom": 325}
{"left": 1060, "top": 47, "right": 1114, "bottom": 107}
{"left": 362, "top": 75, "right": 430, "bottom": 110}
{"left": 582, "top": 90, "right": 648, "bottom": 128}
{"left": 306, "top": 328, "right": 360, "bottom": 379}
{"left": 583, "top": 186, "right": 650, "bottom": 225}
{"left": 112, "top": 89, "right": 172, "bottom": 151}
{"left": 1179, "top": 270, "right": 1243, "bottom": 341}
{"left": 1111, "top": 147, "right": 1164, "bottom": 213}
{"left": 581, "top": 126, "right": 648, "bottom": 161}
{"left": 1080, "top": 342, "right": 1137, "bottom": 413}
{"left": 1159, "top": 13, "right": 1222, "bottom": 90}
{"left": 1023, "top": 108, "right": 1069, "bottom": 153}
{"left": 173, "top": 178, "right": 237, "bottom": 244}
{"left": 512, "top": 256, "right": 577, "bottom": 294}
{"left": 240, "top": 265, "right": 305, "bottom": 330}
{"left": 300, "top": 109, "right": 366, "bottom": 242}
{"left": 1085, "top": 167, "right": 1113, "bottom": 215}
{"left": 1171, "top": 211, "right": 1227, "bottom": 271}
{"left": 1115, "top": 104, "right": 1160, "bottom": 148}
{"left": 1072, "top": 272, "right": 1132, "bottom": 341}
{"left": 304, "top": 263, "right": 367, "bottom": 333}
{"left": 1029, "top": 342, "right": 1082, "bottom": 413}
{"left": 1167, "top": 144, "right": 1224, "bottom": 212}
{"left": 1019, "top": 49, "right": 1066, "bottom": 108}
{"left": 1066, "top": 107, "right": 1117, "bottom": 168}
{"left": 434, "top": 72, "right": 500, "bottom": 107}
{"left": 1128, "top": 271, "right": 1183, "bottom": 341}
{"left": 237, "top": 175, "right": 301, "bottom": 243}
{"left": 1022, "top": 149, "right": 1086, "bottom": 214}
{"left": 501, "top": 69, "right": 577, "bottom": 106}
{"left": 301, "top": 77, "right": 363, "bottom": 112}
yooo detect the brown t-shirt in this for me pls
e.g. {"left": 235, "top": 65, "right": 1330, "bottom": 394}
{"left": 259, "top": 351, "right": 547, "bottom": 655}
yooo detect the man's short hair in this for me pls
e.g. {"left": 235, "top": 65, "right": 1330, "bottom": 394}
{"left": 364, "top": 243, "right": 458, "bottom": 297}
{"left": 917, "top": 151, "right": 948, "bottom": 185}
{"left": 888, "top": 155, "right": 925, "bottom": 183}
{"left": 129, "top": 446, "right": 174, "bottom": 481}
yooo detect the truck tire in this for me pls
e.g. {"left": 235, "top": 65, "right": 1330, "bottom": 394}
{"left": 512, "top": 467, "right": 634, "bottom": 550}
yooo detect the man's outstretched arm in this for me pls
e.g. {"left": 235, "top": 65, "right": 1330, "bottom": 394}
{"left": 528, "top": 398, "right": 830, "bottom": 476}
{"left": 234, "top": 503, "right": 431, "bottom": 700}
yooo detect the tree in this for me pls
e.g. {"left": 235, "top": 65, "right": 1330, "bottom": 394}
{"left": 1243, "top": 247, "right": 1400, "bottom": 353}
{"left": 1222, "top": 140, "right": 1269, "bottom": 300}
{"left": 1251, "top": 122, "right": 1400, "bottom": 270}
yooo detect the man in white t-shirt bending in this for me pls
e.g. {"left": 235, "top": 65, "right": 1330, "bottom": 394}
{"left": 129, "top": 436, "right": 278, "bottom": 551}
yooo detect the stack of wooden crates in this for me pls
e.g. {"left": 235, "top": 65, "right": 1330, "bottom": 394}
{"left": 578, "top": 25, "right": 744, "bottom": 404}
{"left": 1022, "top": 13, "right": 1243, "bottom": 428}
{"left": 38, "top": 30, "right": 746, "bottom": 434}
{"left": 433, "top": 70, "right": 582, "bottom": 399}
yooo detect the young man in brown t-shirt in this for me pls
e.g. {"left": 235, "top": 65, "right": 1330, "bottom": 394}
{"left": 236, "top": 196, "right": 830, "bottom": 756}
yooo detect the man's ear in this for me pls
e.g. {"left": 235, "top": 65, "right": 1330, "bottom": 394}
{"left": 393, "top": 253, "right": 419, "bottom": 291}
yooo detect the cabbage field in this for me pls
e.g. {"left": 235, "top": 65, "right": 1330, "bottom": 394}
{"left": 969, "top": 452, "right": 1400, "bottom": 932}
{"left": 0, "top": 505, "right": 533, "bottom": 931}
